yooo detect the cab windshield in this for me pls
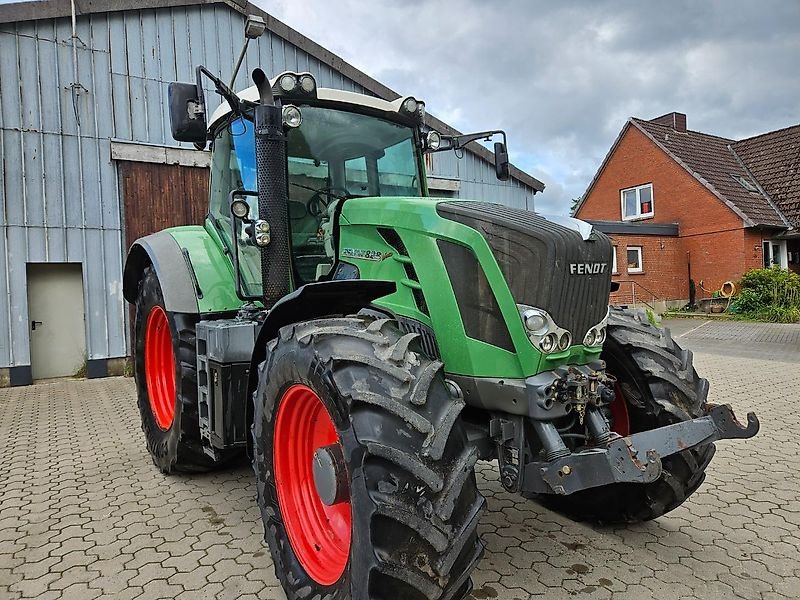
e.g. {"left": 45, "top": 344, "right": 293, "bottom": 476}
{"left": 209, "top": 105, "right": 423, "bottom": 290}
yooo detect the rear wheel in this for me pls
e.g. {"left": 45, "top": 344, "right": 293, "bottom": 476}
{"left": 534, "top": 308, "right": 716, "bottom": 523}
{"left": 253, "top": 315, "right": 485, "bottom": 600}
{"left": 134, "top": 266, "right": 239, "bottom": 473}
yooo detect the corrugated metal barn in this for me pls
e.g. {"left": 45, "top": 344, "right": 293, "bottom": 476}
{"left": 0, "top": 0, "right": 544, "bottom": 386}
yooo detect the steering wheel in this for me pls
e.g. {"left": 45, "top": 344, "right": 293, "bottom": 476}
{"left": 308, "top": 187, "right": 350, "bottom": 217}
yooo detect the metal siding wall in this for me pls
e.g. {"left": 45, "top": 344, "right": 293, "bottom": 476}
{"left": 0, "top": 3, "right": 535, "bottom": 370}
{"left": 0, "top": 16, "right": 124, "bottom": 367}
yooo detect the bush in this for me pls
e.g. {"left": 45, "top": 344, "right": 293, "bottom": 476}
{"left": 732, "top": 268, "right": 800, "bottom": 322}
{"left": 755, "top": 305, "right": 800, "bottom": 324}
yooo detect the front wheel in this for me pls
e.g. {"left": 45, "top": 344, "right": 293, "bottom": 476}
{"left": 533, "top": 308, "right": 716, "bottom": 523}
{"left": 252, "top": 315, "right": 485, "bottom": 600}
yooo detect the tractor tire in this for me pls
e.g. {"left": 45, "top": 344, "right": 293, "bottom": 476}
{"left": 134, "top": 265, "right": 239, "bottom": 473}
{"left": 534, "top": 307, "right": 715, "bottom": 523}
{"left": 252, "top": 315, "right": 485, "bottom": 600}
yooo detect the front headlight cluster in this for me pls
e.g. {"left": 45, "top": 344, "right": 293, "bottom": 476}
{"left": 583, "top": 309, "right": 609, "bottom": 347}
{"left": 518, "top": 305, "right": 572, "bottom": 354}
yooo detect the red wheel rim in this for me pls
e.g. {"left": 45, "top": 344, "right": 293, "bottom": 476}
{"left": 274, "top": 384, "right": 351, "bottom": 585}
{"left": 609, "top": 382, "right": 631, "bottom": 437}
{"left": 144, "top": 306, "right": 176, "bottom": 431}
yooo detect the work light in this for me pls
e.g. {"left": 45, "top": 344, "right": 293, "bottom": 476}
{"left": 279, "top": 73, "right": 297, "bottom": 93}
{"left": 426, "top": 130, "right": 442, "bottom": 151}
{"left": 282, "top": 105, "right": 302, "bottom": 128}
{"left": 299, "top": 74, "right": 316, "bottom": 94}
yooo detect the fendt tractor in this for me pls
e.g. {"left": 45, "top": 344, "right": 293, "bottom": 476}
{"left": 123, "top": 16, "right": 760, "bottom": 600}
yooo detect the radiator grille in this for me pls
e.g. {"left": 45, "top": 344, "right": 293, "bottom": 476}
{"left": 437, "top": 201, "right": 612, "bottom": 343}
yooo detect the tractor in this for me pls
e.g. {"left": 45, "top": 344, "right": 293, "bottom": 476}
{"left": 122, "top": 16, "right": 760, "bottom": 600}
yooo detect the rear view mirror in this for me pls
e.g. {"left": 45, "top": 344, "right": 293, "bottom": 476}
{"left": 168, "top": 82, "right": 207, "bottom": 143}
{"left": 494, "top": 142, "right": 510, "bottom": 181}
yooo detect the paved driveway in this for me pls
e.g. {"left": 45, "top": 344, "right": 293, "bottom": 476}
{"left": 1, "top": 322, "right": 798, "bottom": 599}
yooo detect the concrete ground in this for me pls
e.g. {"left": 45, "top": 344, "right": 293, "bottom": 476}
{"left": 1, "top": 321, "right": 799, "bottom": 599}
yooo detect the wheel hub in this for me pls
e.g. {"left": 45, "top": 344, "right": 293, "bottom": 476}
{"left": 312, "top": 444, "right": 349, "bottom": 506}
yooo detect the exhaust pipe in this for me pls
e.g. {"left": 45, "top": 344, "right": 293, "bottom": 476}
{"left": 252, "top": 68, "right": 291, "bottom": 308}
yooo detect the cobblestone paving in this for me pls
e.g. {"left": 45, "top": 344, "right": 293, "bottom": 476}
{"left": 1, "top": 350, "right": 797, "bottom": 599}
{"left": 663, "top": 319, "right": 800, "bottom": 364}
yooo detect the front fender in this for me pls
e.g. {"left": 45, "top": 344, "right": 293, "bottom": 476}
{"left": 246, "top": 279, "right": 396, "bottom": 397}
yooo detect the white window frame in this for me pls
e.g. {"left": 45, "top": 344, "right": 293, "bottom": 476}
{"left": 612, "top": 246, "right": 618, "bottom": 274}
{"left": 626, "top": 246, "right": 643, "bottom": 273}
{"left": 620, "top": 183, "right": 654, "bottom": 221}
{"left": 763, "top": 239, "right": 788, "bottom": 270}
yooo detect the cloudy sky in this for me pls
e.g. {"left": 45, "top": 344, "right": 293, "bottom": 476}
{"left": 257, "top": 0, "right": 799, "bottom": 214}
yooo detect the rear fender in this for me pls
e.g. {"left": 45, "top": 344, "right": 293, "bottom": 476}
{"left": 123, "top": 231, "right": 200, "bottom": 313}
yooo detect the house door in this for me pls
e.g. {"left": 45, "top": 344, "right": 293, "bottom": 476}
{"left": 27, "top": 263, "right": 87, "bottom": 380}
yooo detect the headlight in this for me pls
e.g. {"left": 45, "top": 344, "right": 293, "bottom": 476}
{"left": 282, "top": 105, "right": 302, "bottom": 128}
{"left": 278, "top": 73, "right": 297, "bottom": 93}
{"left": 583, "top": 309, "right": 610, "bottom": 347}
{"left": 518, "top": 305, "right": 571, "bottom": 355}
{"left": 558, "top": 332, "right": 571, "bottom": 351}
{"left": 426, "top": 130, "right": 442, "bottom": 151}
{"left": 540, "top": 333, "right": 557, "bottom": 353}
{"left": 596, "top": 326, "right": 606, "bottom": 344}
{"left": 522, "top": 309, "right": 547, "bottom": 334}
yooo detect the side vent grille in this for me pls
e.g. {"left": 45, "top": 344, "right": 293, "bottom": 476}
{"left": 377, "top": 228, "right": 429, "bottom": 316}
{"left": 437, "top": 239, "right": 515, "bottom": 352}
{"left": 396, "top": 316, "right": 440, "bottom": 359}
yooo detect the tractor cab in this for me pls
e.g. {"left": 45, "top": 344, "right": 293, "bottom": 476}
{"left": 204, "top": 79, "right": 432, "bottom": 290}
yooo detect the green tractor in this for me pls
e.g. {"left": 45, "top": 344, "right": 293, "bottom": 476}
{"left": 123, "top": 18, "right": 759, "bottom": 600}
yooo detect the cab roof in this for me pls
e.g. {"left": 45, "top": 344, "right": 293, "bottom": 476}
{"left": 209, "top": 85, "right": 413, "bottom": 130}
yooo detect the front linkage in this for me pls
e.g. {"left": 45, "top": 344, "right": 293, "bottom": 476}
{"left": 523, "top": 401, "right": 758, "bottom": 496}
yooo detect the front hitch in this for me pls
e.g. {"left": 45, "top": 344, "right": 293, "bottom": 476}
{"left": 523, "top": 404, "right": 759, "bottom": 496}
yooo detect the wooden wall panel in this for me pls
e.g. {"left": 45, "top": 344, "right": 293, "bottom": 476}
{"left": 120, "top": 161, "right": 210, "bottom": 250}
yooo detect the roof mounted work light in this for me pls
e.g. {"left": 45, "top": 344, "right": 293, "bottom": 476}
{"left": 272, "top": 72, "right": 318, "bottom": 99}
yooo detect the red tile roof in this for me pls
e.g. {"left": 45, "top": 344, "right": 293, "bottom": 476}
{"left": 732, "top": 125, "right": 800, "bottom": 229}
{"left": 632, "top": 119, "right": 788, "bottom": 227}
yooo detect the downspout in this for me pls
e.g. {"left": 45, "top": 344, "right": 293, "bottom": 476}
{"left": 70, "top": 0, "right": 91, "bottom": 359}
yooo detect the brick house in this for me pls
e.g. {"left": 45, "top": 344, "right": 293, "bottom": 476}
{"left": 575, "top": 112, "right": 800, "bottom": 308}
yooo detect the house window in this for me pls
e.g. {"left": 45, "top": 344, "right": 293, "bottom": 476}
{"left": 732, "top": 174, "right": 759, "bottom": 193}
{"left": 621, "top": 184, "right": 654, "bottom": 220}
{"left": 612, "top": 246, "right": 618, "bottom": 274}
{"left": 627, "top": 246, "right": 643, "bottom": 273}
{"left": 763, "top": 240, "right": 788, "bottom": 269}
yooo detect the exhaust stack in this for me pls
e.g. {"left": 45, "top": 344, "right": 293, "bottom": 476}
{"left": 252, "top": 68, "right": 291, "bottom": 308}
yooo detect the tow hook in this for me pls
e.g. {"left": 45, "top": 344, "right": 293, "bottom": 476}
{"left": 706, "top": 403, "right": 760, "bottom": 439}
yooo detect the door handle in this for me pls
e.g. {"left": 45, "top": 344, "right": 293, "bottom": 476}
{"left": 31, "top": 320, "right": 43, "bottom": 331}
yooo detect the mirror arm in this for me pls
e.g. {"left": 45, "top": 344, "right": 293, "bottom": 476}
{"left": 447, "top": 129, "right": 507, "bottom": 151}
{"left": 196, "top": 65, "right": 243, "bottom": 119}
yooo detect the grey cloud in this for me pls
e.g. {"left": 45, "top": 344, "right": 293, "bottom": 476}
{"left": 260, "top": 0, "right": 799, "bottom": 214}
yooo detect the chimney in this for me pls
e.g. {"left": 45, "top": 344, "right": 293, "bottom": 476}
{"left": 650, "top": 112, "right": 687, "bottom": 132}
